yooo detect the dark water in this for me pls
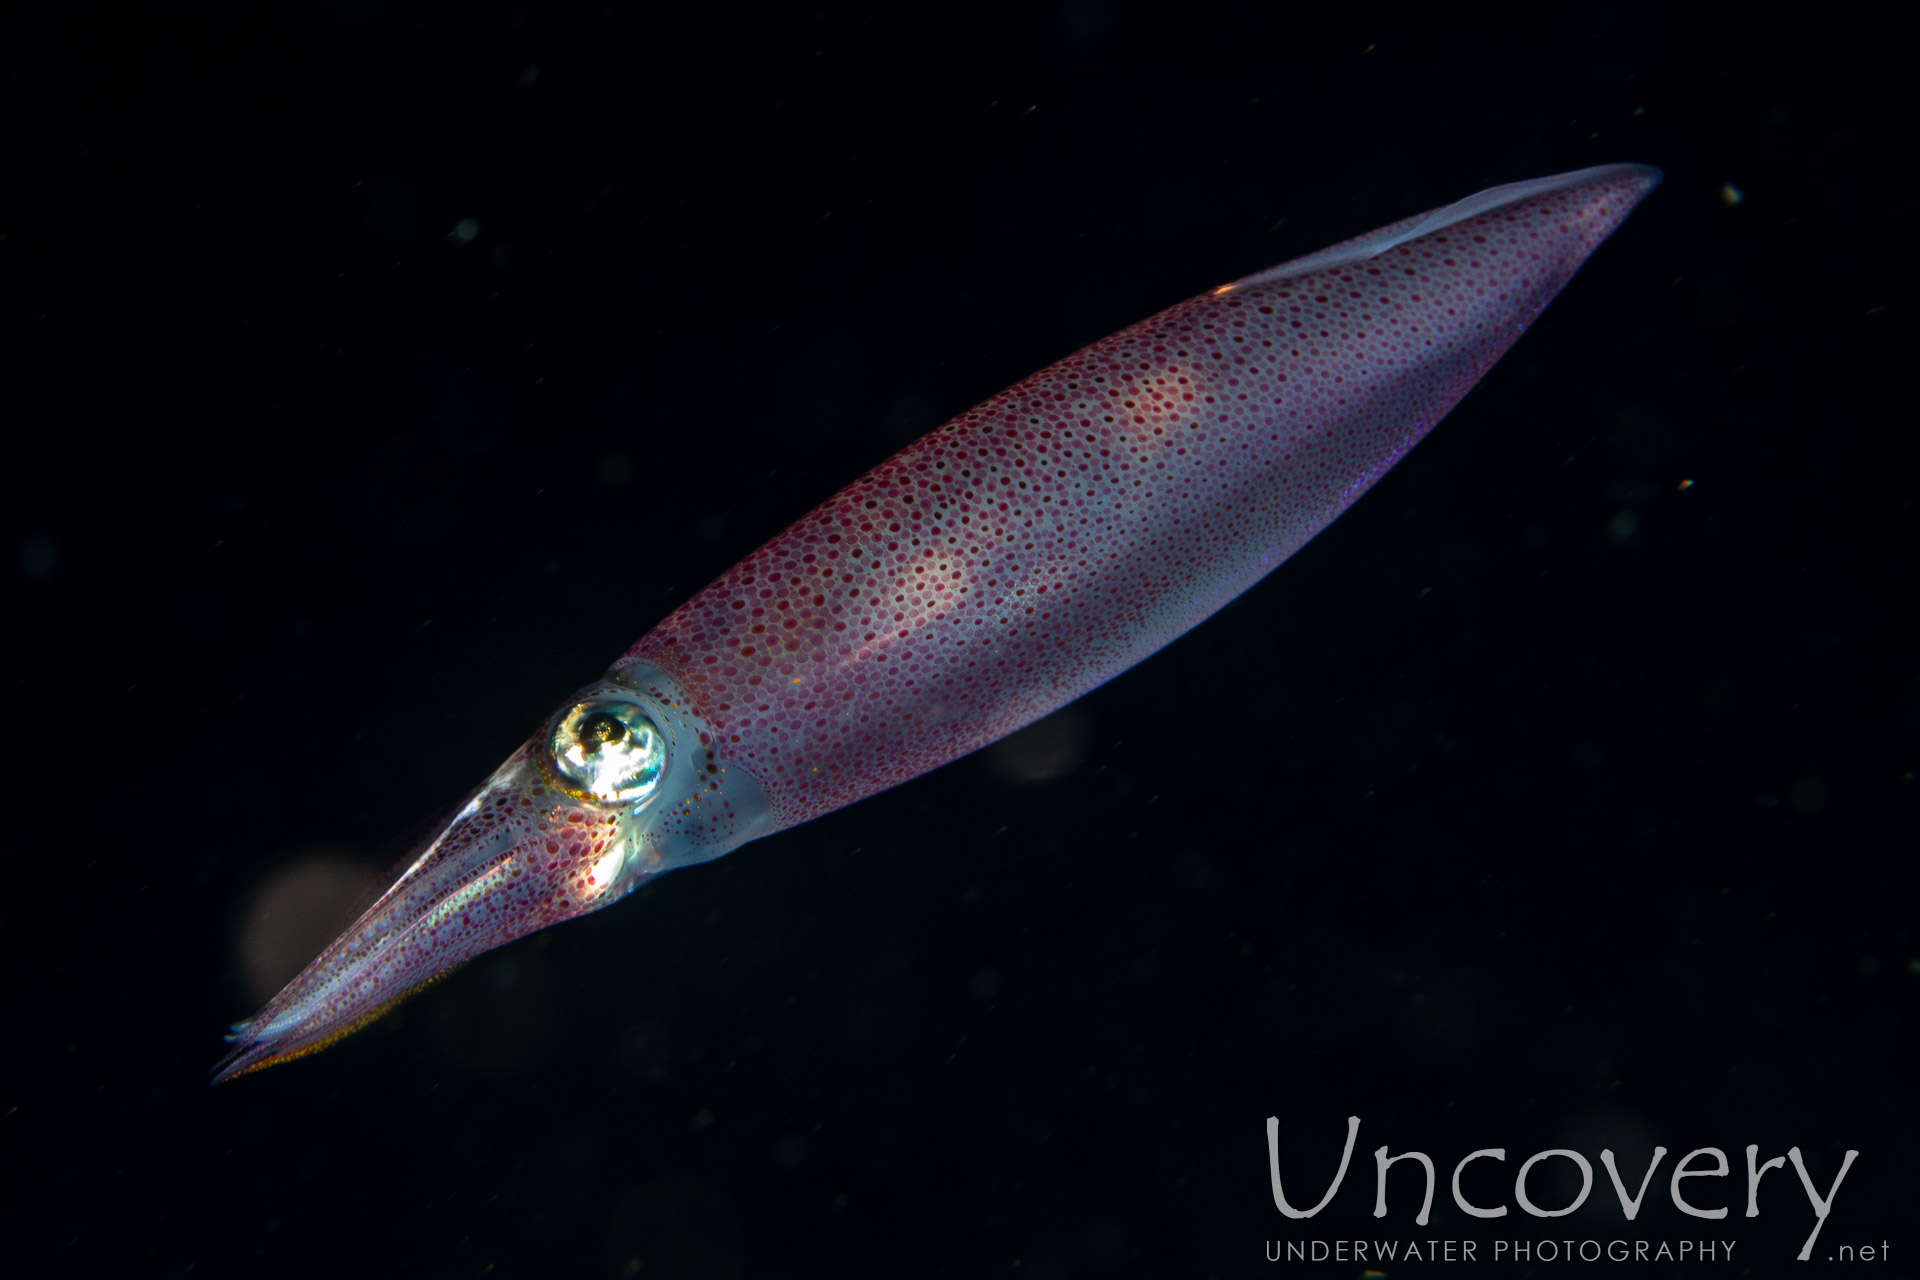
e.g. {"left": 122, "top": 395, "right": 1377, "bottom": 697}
{"left": 5, "top": 4, "right": 1913, "bottom": 1276}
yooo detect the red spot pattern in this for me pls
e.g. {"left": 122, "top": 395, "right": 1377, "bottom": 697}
{"left": 621, "top": 166, "right": 1659, "bottom": 828}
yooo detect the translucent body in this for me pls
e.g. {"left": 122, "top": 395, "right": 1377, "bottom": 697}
{"left": 623, "top": 164, "right": 1663, "bottom": 830}
{"left": 216, "top": 164, "right": 1660, "bottom": 1079}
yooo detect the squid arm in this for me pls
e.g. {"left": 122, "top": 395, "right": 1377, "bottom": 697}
{"left": 215, "top": 162, "right": 1661, "bottom": 1081}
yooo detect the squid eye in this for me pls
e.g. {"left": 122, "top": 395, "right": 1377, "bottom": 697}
{"left": 547, "top": 699, "right": 666, "bottom": 804}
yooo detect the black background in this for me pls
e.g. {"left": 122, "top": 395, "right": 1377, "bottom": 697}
{"left": 4, "top": 2, "right": 1914, "bottom": 1277}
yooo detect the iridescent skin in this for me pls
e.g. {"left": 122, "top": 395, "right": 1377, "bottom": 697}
{"left": 215, "top": 163, "right": 1661, "bottom": 1081}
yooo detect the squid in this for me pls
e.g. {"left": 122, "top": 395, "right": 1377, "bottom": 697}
{"left": 215, "top": 162, "right": 1661, "bottom": 1081}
